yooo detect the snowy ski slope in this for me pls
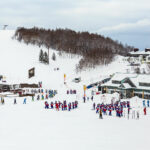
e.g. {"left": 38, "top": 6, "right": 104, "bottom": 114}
{"left": 0, "top": 30, "right": 150, "bottom": 150}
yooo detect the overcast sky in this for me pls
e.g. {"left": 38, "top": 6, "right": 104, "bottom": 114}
{"left": 1, "top": 0, "right": 150, "bottom": 49}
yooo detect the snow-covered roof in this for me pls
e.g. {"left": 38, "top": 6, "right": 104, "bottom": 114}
{"left": 101, "top": 73, "right": 150, "bottom": 91}
{"left": 102, "top": 82, "right": 120, "bottom": 88}
{"left": 129, "top": 51, "right": 150, "bottom": 55}
{"left": 130, "top": 75, "right": 150, "bottom": 90}
{"left": 122, "top": 83, "right": 131, "bottom": 89}
{"left": 110, "top": 73, "right": 137, "bottom": 82}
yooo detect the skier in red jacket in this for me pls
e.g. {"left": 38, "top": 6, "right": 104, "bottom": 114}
{"left": 144, "top": 107, "right": 147, "bottom": 115}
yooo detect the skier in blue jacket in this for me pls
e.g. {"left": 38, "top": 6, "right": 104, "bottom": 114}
{"left": 23, "top": 98, "right": 26, "bottom": 104}
{"left": 147, "top": 100, "right": 149, "bottom": 107}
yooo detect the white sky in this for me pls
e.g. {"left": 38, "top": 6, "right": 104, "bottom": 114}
{"left": 0, "top": 0, "right": 150, "bottom": 49}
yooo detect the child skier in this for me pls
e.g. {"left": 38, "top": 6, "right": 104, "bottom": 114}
{"left": 45, "top": 101, "right": 49, "bottom": 109}
{"left": 109, "top": 109, "right": 112, "bottom": 116}
{"left": 51, "top": 102, "right": 54, "bottom": 109}
{"left": 42, "top": 95, "right": 44, "bottom": 100}
{"left": 96, "top": 107, "right": 99, "bottom": 113}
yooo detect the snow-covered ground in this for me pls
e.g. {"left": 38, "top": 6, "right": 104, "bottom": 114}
{"left": 0, "top": 30, "right": 150, "bottom": 150}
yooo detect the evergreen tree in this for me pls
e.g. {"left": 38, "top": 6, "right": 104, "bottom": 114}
{"left": 52, "top": 52, "right": 56, "bottom": 61}
{"left": 39, "top": 49, "right": 44, "bottom": 62}
{"left": 43, "top": 52, "right": 49, "bottom": 64}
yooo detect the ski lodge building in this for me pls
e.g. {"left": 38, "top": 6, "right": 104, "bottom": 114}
{"left": 127, "top": 48, "right": 150, "bottom": 64}
{"left": 100, "top": 73, "right": 150, "bottom": 99}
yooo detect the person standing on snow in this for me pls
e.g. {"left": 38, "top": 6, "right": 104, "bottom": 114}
{"left": 99, "top": 109, "right": 103, "bottom": 119}
{"left": 51, "top": 102, "right": 54, "bottom": 109}
{"left": 32, "top": 96, "right": 34, "bottom": 101}
{"left": 144, "top": 107, "right": 147, "bottom": 115}
{"left": 91, "top": 95, "right": 93, "bottom": 101}
{"left": 41, "top": 95, "right": 44, "bottom": 100}
{"left": 23, "top": 98, "right": 26, "bottom": 104}
{"left": 96, "top": 106, "right": 99, "bottom": 113}
{"left": 61, "top": 104, "right": 64, "bottom": 111}
{"left": 14, "top": 98, "right": 17, "bottom": 104}
{"left": 143, "top": 100, "right": 145, "bottom": 107}
{"left": 137, "top": 111, "right": 139, "bottom": 119}
{"left": 37, "top": 95, "right": 40, "bottom": 100}
{"left": 147, "top": 100, "right": 149, "bottom": 107}
{"left": 127, "top": 107, "right": 130, "bottom": 119}
{"left": 83, "top": 96, "right": 86, "bottom": 103}
{"left": 109, "top": 109, "right": 112, "bottom": 116}
{"left": 93, "top": 103, "right": 96, "bottom": 110}
{"left": 1, "top": 98, "right": 4, "bottom": 104}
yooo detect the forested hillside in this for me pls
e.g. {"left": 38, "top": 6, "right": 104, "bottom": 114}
{"left": 14, "top": 27, "right": 133, "bottom": 70}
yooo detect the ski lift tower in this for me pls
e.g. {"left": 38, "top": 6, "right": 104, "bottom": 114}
{"left": 3, "top": 25, "right": 8, "bottom": 30}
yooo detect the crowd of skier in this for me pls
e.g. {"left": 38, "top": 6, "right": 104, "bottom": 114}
{"left": 0, "top": 88, "right": 58, "bottom": 105}
{"left": 44, "top": 100, "right": 78, "bottom": 111}
{"left": 93, "top": 99, "right": 148, "bottom": 119}
{"left": 93, "top": 101, "right": 131, "bottom": 119}
{"left": 0, "top": 84, "right": 150, "bottom": 119}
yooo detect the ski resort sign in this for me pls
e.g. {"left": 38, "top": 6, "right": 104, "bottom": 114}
{"left": 28, "top": 68, "right": 35, "bottom": 78}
